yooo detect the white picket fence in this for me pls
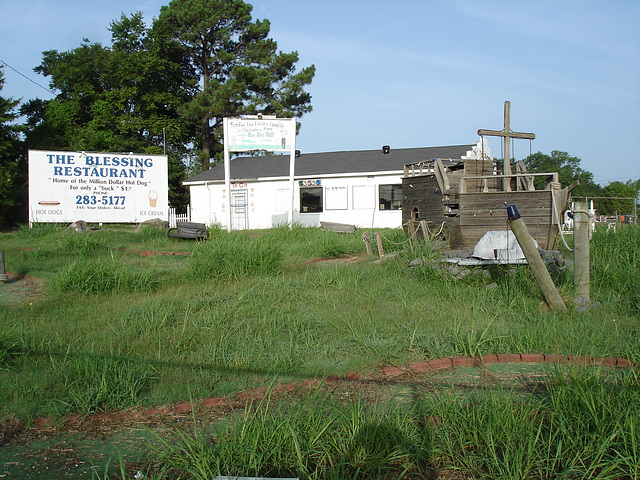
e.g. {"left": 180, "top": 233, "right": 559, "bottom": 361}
{"left": 168, "top": 207, "right": 191, "bottom": 228}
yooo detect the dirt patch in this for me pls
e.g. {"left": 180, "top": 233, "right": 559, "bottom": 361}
{"left": 0, "top": 273, "right": 45, "bottom": 306}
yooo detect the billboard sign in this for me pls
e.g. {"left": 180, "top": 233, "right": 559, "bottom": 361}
{"left": 226, "top": 117, "right": 295, "bottom": 152}
{"left": 28, "top": 150, "right": 168, "bottom": 224}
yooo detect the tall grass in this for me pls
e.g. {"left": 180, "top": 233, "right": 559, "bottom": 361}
{"left": 52, "top": 254, "right": 161, "bottom": 293}
{"left": 268, "top": 224, "right": 366, "bottom": 259}
{"left": 55, "top": 354, "right": 157, "bottom": 415}
{"left": 149, "top": 364, "right": 639, "bottom": 479}
{"left": 136, "top": 224, "right": 171, "bottom": 246}
{"left": 0, "top": 330, "right": 27, "bottom": 371}
{"left": 57, "top": 232, "right": 106, "bottom": 255}
{"left": 150, "top": 387, "right": 434, "bottom": 480}
{"left": 590, "top": 225, "right": 640, "bottom": 314}
{"left": 190, "top": 234, "right": 284, "bottom": 279}
{"left": 15, "top": 222, "right": 63, "bottom": 238}
{"left": 427, "top": 364, "right": 640, "bottom": 479}
{"left": 0, "top": 223, "right": 638, "bottom": 438}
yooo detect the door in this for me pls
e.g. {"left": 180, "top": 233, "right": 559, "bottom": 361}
{"left": 230, "top": 189, "right": 248, "bottom": 230}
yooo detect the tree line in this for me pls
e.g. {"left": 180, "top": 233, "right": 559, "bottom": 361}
{"left": 1, "top": 0, "right": 316, "bottom": 228}
{"left": 523, "top": 151, "right": 639, "bottom": 218}
{"left": 0, "top": 0, "right": 637, "bottom": 229}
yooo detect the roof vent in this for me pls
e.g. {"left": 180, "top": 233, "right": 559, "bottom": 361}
{"left": 382, "top": 145, "right": 390, "bottom": 154}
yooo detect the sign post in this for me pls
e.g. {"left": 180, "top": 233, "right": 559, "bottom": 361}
{"left": 222, "top": 116, "right": 297, "bottom": 230}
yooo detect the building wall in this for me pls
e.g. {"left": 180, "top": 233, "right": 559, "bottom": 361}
{"left": 188, "top": 172, "right": 405, "bottom": 230}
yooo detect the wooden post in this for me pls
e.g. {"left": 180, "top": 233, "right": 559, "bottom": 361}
{"left": 0, "top": 250, "right": 7, "bottom": 283}
{"left": 408, "top": 220, "right": 417, "bottom": 245}
{"left": 574, "top": 202, "right": 591, "bottom": 306}
{"left": 419, "top": 220, "right": 429, "bottom": 241}
{"left": 507, "top": 205, "right": 566, "bottom": 312}
{"left": 375, "top": 232, "right": 384, "bottom": 260}
{"left": 363, "top": 232, "right": 373, "bottom": 255}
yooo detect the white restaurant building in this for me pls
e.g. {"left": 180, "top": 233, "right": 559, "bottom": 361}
{"left": 184, "top": 141, "right": 488, "bottom": 230}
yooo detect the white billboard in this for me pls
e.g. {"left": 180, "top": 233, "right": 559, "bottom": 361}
{"left": 28, "top": 150, "right": 168, "bottom": 224}
{"left": 227, "top": 117, "right": 295, "bottom": 152}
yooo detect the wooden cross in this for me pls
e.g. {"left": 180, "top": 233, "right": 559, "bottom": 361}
{"left": 478, "top": 101, "right": 535, "bottom": 191}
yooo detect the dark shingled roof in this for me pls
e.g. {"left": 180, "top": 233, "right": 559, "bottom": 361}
{"left": 185, "top": 144, "right": 475, "bottom": 183}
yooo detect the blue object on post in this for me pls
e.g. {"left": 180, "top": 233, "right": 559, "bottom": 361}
{"left": 506, "top": 203, "right": 521, "bottom": 221}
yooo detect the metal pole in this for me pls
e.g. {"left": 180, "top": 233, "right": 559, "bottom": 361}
{"left": 288, "top": 118, "right": 297, "bottom": 229}
{"left": 223, "top": 118, "right": 232, "bottom": 231}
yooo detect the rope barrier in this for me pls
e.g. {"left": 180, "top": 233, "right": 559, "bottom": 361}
{"left": 364, "top": 220, "right": 447, "bottom": 250}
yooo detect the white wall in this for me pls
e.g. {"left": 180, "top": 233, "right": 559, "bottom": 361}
{"left": 188, "top": 171, "right": 404, "bottom": 230}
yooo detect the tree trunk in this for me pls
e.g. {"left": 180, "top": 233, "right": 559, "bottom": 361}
{"left": 201, "top": 116, "right": 210, "bottom": 170}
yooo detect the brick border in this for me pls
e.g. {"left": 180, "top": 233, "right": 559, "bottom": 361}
{"left": 25, "top": 353, "right": 637, "bottom": 429}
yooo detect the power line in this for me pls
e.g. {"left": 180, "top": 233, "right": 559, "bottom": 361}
{"left": 0, "top": 58, "right": 166, "bottom": 150}
{"left": 0, "top": 59, "right": 54, "bottom": 96}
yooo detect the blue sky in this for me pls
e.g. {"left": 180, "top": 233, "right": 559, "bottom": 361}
{"left": 1, "top": 0, "right": 638, "bottom": 186}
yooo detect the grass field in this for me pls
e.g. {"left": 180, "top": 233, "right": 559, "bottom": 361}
{"left": 0, "top": 222, "right": 638, "bottom": 479}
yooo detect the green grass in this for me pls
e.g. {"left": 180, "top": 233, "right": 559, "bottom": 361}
{"left": 0, "top": 222, "right": 638, "bottom": 478}
{"left": 425, "top": 364, "right": 639, "bottom": 480}
{"left": 150, "top": 386, "right": 435, "bottom": 480}
{"left": 146, "top": 365, "right": 639, "bottom": 480}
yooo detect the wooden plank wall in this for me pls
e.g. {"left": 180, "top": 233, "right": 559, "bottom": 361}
{"left": 459, "top": 191, "right": 552, "bottom": 248}
{"left": 462, "top": 160, "right": 500, "bottom": 193}
{"left": 402, "top": 175, "right": 463, "bottom": 247}
{"left": 402, "top": 175, "right": 555, "bottom": 249}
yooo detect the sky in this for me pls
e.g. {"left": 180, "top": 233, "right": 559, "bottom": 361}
{"left": 1, "top": 0, "right": 638, "bottom": 186}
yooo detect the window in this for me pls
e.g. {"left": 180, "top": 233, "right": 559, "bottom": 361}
{"left": 326, "top": 186, "right": 348, "bottom": 210}
{"left": 353, "top": 184, "right": 374, "bottom": 209}
{"left": 378, "top": 184, "right": 402, "bottom": 210}
{"left": 300, "top": 186, "right": 323, "bottom": 213}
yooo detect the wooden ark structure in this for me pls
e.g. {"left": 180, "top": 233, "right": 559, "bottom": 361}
{"left": 401, "top": 101, "right": 576, "bottom": 251}
{"left": 401, "top": 158, "right": 575, "bottom": 250}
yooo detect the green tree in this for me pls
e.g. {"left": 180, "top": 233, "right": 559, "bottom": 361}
{"left": 0, "top": 67, "right": 27, "bottom": 229}
{"left": 599, "top": 180, "right": 638, "bottom": 216}
{"left": 155, "top": 0, "right": 315, "bottom": 170}
{"left": 25, "top": 13, "right": 193, "bottom": 209}
{"left": 524, "top": 150, "right": 601, "bottom": 197}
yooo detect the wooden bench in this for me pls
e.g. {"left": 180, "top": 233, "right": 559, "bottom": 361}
{"left": 167, "top": 222, "right": 208, "bottom": 240}
{"left": 320, "top": 221, "right": 357, "bottom": 233}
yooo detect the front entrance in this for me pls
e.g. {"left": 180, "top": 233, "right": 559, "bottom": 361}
{"left": 230, "top": 189, "right": 248, "bottom": 230}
